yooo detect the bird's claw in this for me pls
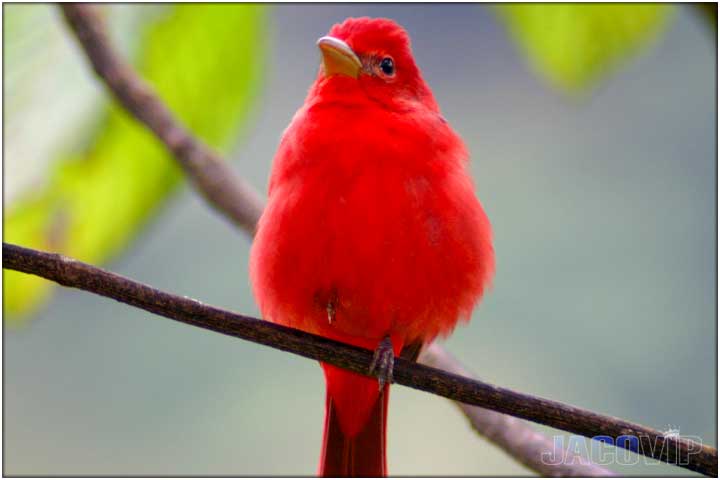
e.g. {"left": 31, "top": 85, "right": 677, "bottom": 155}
{"left": 326, "top": 301, "right": 335, "bottom": 324}
{"left": 369, "top": 336, "right": 394, "bottom": 391}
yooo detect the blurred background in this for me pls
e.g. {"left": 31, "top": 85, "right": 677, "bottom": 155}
{"left": 3, "top": 4, "right": 716, "bottom": 476}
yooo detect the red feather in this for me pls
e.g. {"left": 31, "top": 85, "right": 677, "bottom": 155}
{"left": 250, "top": 17, "right": 494, "bottom": 476}
{"left": 319, "top": 374, "right": 389, "bottom": 476}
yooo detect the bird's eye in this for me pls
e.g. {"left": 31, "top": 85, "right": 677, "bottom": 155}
{"left": 379, "top": 57, "right": 395, "bottom": 76}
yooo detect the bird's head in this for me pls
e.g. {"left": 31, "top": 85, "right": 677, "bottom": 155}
{"left": 312, "top": 17, "right": 438, "bottom": 112}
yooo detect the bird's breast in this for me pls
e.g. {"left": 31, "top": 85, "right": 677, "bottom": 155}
{"left": 250, "top": 106, "right": 493, "bottom": 348}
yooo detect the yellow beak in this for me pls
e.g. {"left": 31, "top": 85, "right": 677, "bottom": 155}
{"left": 317, "top": 36, "right": 361, "bottom": 79}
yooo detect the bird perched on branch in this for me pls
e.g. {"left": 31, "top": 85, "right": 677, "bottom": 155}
{"left": 250, "top": 17, "right": 494, "bottom": 476}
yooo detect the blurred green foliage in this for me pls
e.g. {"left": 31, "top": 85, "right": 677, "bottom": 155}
{"left": 496, "top": 4, "right": 672, "bottom": 91}
{"left": 4, "top": 5, "right": 267, "bottom": 320}
{"left": 4, "top": 4, "right": 679, "bottom": 321}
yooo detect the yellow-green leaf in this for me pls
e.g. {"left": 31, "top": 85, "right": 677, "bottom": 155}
{"left": 4, "top": 5, "right": 267, "bottom": 322}
{"left": 495, "top": 4, "right": 672, "bottom": 91}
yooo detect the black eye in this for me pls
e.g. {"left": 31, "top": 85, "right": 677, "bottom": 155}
{"left": 380, "top": 57, "right": 395, "bottom": 76}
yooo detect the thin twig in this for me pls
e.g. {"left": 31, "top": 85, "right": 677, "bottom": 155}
{"left": 3, "top": 242, "right": 717, "bottom": 477}
{"left": 56, "top": 3, "right": 716, "bottom": 477}
{"left": 61, "top": 4, "right": 264, "bottom": 235}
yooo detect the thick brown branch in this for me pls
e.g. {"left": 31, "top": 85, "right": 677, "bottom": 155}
{"left": 4, "top": 242, "right": 716, "bottom": 476}
{"left": 60, "top": 4, "right": 264, "bottom": 234}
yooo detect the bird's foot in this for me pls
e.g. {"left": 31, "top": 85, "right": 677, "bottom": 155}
{"left": 369, "top": 336, "right": 394, "bottom": 391}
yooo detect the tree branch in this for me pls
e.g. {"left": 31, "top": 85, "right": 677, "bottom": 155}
{"left": 55, "top": 3, "right": 715, "bottom": 477}
{"left": 61, "top": 3, "right": 264, "bottom": 235}
{"left": 4, "top": 242, "right": 716, "bottom": 477}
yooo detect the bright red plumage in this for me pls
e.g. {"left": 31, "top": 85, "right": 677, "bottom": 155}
{"left": 250, "top": 17, "right": 494, "bottom": 476}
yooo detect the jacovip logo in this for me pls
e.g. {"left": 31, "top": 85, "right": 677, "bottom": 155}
{"left": 541, "top": 428, "right": 705, "bottom": 466}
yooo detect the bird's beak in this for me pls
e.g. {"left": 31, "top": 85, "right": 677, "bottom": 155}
{"left": 317, "top": 36, "right": 361, "bottom": 79}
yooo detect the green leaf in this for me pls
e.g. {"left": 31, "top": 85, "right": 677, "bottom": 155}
{"left": 495, "top": 4, "right": 672, "bottom": 91}
{"left": 4, "top": 5, "right": 267, "bottom": 321}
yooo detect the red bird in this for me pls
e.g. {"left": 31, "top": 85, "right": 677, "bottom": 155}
{"left": 250, "top": 17, "right": 494, "bottom": 476}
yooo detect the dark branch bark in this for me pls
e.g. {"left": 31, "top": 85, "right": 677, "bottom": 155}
{"left": 61, "top": 4, "right": 264, "bottom": 235}
{"left": 4, "top": 242, "right": 716, "bottom": 477}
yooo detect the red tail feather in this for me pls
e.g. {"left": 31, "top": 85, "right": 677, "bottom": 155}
{"left": 319, "top": 386, "right": 389, "bottom": 477}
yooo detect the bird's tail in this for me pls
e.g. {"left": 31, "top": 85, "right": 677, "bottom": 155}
{"left": 319, "top": 375, "right": 389, "bottom": 476}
